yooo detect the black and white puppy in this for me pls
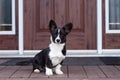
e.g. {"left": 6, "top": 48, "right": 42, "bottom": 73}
{"left": 32, "top": 20, "right": 72, "bottom": 76}
{"left": 32, "top": 20, "right": 73, "bottom": 76}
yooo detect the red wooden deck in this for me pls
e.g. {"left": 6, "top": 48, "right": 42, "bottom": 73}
{"left": 0, "top": 65, "right": 120, "bottom": 80}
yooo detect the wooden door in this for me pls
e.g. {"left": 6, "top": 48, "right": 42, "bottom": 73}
{"left": 24, "top": 0, "right": 97, "bottom": 50}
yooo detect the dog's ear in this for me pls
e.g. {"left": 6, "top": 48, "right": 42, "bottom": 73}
{"left": 49, "top": 20, "right": 57, "bottom": 32}
{"left": 63, "top": 23, "right": 73, "bottom": 34}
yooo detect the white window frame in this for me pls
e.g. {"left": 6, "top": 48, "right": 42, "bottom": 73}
{"left": 106, "top": 0, "right": 120, "bottom": 34}
{"left": 0, "top": 0, "right": 15, "bottom": 35}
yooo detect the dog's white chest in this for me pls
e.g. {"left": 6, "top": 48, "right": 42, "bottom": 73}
{"left": 49, "top": 43, "right": 66, "bottom": 66}
{"left": 49, "top": 51, "right": 65, "bottom": 66}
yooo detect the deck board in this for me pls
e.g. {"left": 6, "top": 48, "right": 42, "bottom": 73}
{"left": 0, "top": 65, "right": 120, "bottom": 80}
{"left": 83, "top": 66, "right": 106, "bottom": 78}
{"left": 11, "top": 66, "right": 32, "bottom": 78}
{"left": 99, "top": 66, "right": 120, "bottom": 78}
{"left": 82, "top": 79, "right": 120, "bottom": 80}
{"left": 68, "top": 66, "right": 87, "bottom": 78}
{"left": 0, "top": 66, "right": 5, "bottom": 70}
{"left": 0, "top": 66, "right": 20, "bottom": 78}
{"left": 115, "top": 66, "right": 120, "bottom": 70}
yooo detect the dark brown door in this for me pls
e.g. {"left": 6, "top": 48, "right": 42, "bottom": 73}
{"left": 24, "top": 0, "right": 97, "bottom": 50}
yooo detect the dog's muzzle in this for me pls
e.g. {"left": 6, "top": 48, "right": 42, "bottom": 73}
{"left": 56, "top": 39, "right": 61, "bottom": 43}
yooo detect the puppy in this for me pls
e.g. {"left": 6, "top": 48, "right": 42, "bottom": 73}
{"left": 17, "top": 20, "right": 73, "bottom": 76}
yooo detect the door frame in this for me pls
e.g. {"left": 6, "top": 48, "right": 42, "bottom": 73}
{"left": 0, "top": 0, "right": 120, "bottom": 58}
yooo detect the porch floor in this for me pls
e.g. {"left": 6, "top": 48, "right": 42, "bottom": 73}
{"left": 0, "top": 58, "right": 120, "bottom": 80}
{"left": 0, "top": 65, "right": 120, "bottom": 80}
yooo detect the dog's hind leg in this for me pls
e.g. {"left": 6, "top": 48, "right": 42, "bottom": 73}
{"left": 45, "top": 67, "right": 53, "bottom": 76}
{"left": 32, "top": 60, "right": 41, "bottom": 73}
{"left": 32, "top": 65, "right": 41, "bottom": 73}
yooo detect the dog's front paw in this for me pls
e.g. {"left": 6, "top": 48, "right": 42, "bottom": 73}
{"left": 46, "top": 70, "right": 53, "bottom": 76}
{"left": 55, "top": 64, "right": 64, "bottom": 75}
{"left": 55, "top": 70, "right": 64, "bottom": 75}
{"left": 45, "top": 67, "right": 53, "bottom": 76}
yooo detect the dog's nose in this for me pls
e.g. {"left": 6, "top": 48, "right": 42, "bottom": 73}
{"left": 56, "top": 39, "right": 60, "bottom": 43}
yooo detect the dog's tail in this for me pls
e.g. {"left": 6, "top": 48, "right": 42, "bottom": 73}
{"left": 16, "top": 59, "right": 32, "bottom": 66}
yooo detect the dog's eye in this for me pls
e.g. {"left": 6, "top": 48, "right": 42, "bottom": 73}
{"left": 60, "top": 31, "right": 66, "bottom": 36}
{"left": 54, "top": 31, "right": 58, "bottom": 35}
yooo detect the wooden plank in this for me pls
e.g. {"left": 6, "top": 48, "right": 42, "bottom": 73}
{"left": 11, "top": 66, "right": 32, "bottom": 78}
{"left": 20, "top": 66, "right": 32, "bottom": 70}
{"left": 11, "top": 70, "right": 32, "bottom": 78}
{"left": 0, "top": 36, "right": 18, "bottom": 50}
{"left": 104, "top": 35, "right": 120, "bottom": 49}
{"left": 54, "top": 0, "right": 66, "bottom": 27}
{"left": 83, "top": 78, "right": 120, "bottom": 80}
{"left": 91, "top": 0, "right": 97, "bottom": 49}
{"left": 99, "top": 66, "right": 120, "bottom": 78}
{"left": 0, "top": 66, "right": 5, "bottom": 70}
{"left": 84, "top": 0, "right": 97, "bottom": 49}
{"left": 83, "top": 66, "right": 106, "bottom": 78}
{"left": 0, "top": 78, "right": 27, "bottom": 80}
{"left": 0, "top": 66, "right": 20, "bottom": 78}
{"left": 115, "top": 66, "right": 120, "bottom": 70}
{"left": 39, "top": 0, "right": 52, "bottom": 29}
{"left": 34, "top": 0, "right": 52, "bottom": 30}
{"left": 68, "top": 66, "right": 87, "bottom": 78}
{"left": 29, "top": 78, "right": 82, "bottom": 80}
{"left": 3, "top": 66, "right": 20, "bottom": 70}
{"left": 1, "top": 78, "right": 120, "bottom": 80}
{"left": 69, "top": 0, "right": 83, "bottom": 30}
{"left": 67, "top": 0, "right": 87, "bottom": 49}
{"left": 24, "top": 0, "right": 34, "bottom": 50}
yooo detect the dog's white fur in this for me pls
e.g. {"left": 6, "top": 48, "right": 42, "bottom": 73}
{"left": 34, "top": 69, "right": 40, "bottom": 73}
{"left": 45, "top": 37, "right": 65, "bottom": 76}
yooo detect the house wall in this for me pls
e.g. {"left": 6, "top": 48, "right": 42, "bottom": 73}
{"left": 0, "top": 0, "right": 18, "bottom": 50}
{"left": 102, "top": 0, "right": 120, "bottom": 49}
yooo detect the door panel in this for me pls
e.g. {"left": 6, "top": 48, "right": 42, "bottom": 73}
{"left": 24, "top": 0, "right": 97, "bottom": 50}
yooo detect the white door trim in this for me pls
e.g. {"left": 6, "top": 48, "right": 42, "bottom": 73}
{"left": 97, "top": 0, "right": 102, "bottom": 54}
{"left": 18, "top": 0, "right": 24, "bottom": 55}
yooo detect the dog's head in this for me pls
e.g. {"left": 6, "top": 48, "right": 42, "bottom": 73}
{"left": 49, "top": 20, "right": 73, "bottom": 44}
